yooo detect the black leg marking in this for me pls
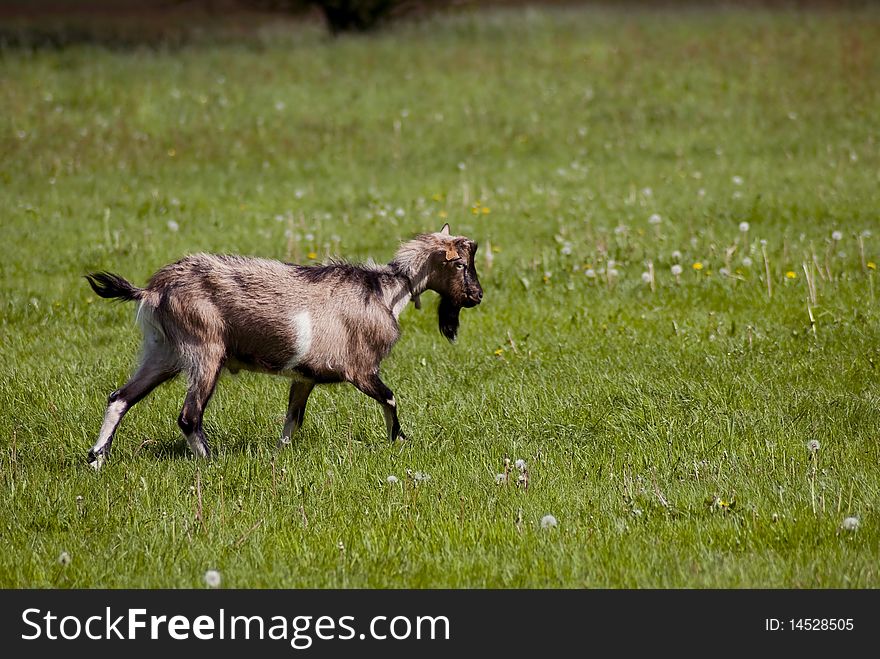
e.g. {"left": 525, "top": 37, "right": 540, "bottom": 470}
{"left": 280, "top": 381, "right": 315, "bottom": 447}
{"left": 178, "top": 361, "right": 223, "bottom": 459}
{"left": 352, "top": 374, "right": 406, "bottom": 442}
{"left": 88, "top": 363, "right": 178, "bottom": 468}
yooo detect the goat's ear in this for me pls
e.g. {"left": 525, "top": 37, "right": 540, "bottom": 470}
{"left": 439, "top": 223, "right": 450, "bottom": 236}
{"left": 438, "top": 296, "right": 461, "bottom": 342}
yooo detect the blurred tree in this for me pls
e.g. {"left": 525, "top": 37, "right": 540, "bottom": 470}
{"left": 242, "top": 0, "right": 449, "bottom": 34}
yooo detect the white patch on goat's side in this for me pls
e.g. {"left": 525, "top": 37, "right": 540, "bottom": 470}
{"left": 386, "top": 397, "right": 396, "bottom": 407}
{"left": 91, "top": 399, "right": 126, "bottom": 456}
{"left": 284, "top": 311, "right": 313, "bottom": 370}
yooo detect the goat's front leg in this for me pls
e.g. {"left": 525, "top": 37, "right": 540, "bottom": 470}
{"left": 352, "top": 374, "right": 407, "bottom": 442}
{"left": 278, "top": 380, "right": 314, "bottom": 448}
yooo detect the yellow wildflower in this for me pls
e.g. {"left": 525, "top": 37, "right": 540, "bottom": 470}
{"left": 868, "top": 262, "right": 877, "bottom": 270}
{"left": 493, "top": 348, "right": 504, "bottom": 357}
{"left": 438, "top": 210, "right": 448, "bottom": 219}
{"left": 785, "top": 271, "right": 797, "bottom": 279}
{"left": 307, "top": 251, "right": 317, "bottom": 260}
{"left": 692, "top": 262, "right": 703, "bottom": 271}
{"left": 481, "top": 207, "right": 490, "bottom": 215}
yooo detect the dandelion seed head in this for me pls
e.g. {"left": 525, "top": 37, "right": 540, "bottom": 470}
{"left": 585, "top": 268, "right": 596, "bottom": 278}
{"left": 806, "top": 439, "right": 820, "bottom": 452}
{"left": 648, "top": 213, "right": 662, "bottom": 225}
{"left": 204, "top": 569, "right": 221, "bottom": 588}
{"left": 515, "top": 459, "right": 527, "bottom": 471}
{"left": 58, "top": 551, "right": 71, "bottom": 567}
{"left": 386, "top": 475, "right": 399, "bottom": 484}
{"left": 641, "top": 272, "right": 651, "bottom": 283}
{"left": 832, "top": 230, "right": 843, "bottom": 241}
{"left": 167, "top": 220, "right": 179, "bottom": 232}
{"left": 742, "top": 256, "right": 753, "bottom": 267}
{"left": 540, "top": 514, "right": 558, "bottom": 529}
{"left": 841, "top": 517, "right": 860, "bottom": 532}
{"left": 739, "top": 221, "right": 750, "bottom": 233}
{"left": 494, "top": 473, "right": 506, "bottom": 485}
{"left": 671, "top": 264, "right": 683, "bottom": 276}
{"left": 732, "top": 176, "right": 744, "bottom": 186}
{"left": 672, "top": 250, "right": 682, "bottom": 261}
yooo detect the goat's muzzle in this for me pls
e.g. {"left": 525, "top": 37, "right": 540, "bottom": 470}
{"left": 462, "top": 285, "right": 483, "bottom": 307}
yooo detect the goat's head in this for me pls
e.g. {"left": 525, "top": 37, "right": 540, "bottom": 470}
{"left": 427, "top": 223, "right": 483, "bottom": 342}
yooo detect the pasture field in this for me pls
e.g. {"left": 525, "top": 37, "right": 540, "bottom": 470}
{"left": 1, "top": 6, "right": 879, "bottom": 588}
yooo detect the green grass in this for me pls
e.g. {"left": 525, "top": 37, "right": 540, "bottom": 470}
{"left": 2, "top": 6, "right": 880, "bottom": 588}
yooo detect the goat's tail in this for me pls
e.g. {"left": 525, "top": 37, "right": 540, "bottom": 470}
{"left": 85, "top": 271, "right": 143, "bottom": 302}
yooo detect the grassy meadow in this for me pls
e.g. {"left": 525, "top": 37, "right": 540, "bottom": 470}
{"left": 1, "top": 6, "right": 879, "bottom": 588}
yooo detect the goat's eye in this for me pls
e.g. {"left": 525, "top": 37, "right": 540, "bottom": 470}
{"left": 455, "top": 262, "right": 465, "bottom": 270}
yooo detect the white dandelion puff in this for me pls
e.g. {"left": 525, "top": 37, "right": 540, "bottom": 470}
{"left": 514, "top": 459, "right": 527, "bottom": 471}
{"left": 166, "top": 220, "right": 179, "bottom": 232}
{"left": 732, "top": 176, "right": 744, "bottom": 186}
{"left": 204, "top": 569, "right": 221, "bottom": 588}
{"left": 648, "top": 213, "right": 662, "bottom": 225}
{"left": 641, "top": 272, "right": 652, "bottom": 283}
{"left": 671, "top": 264, "right": 683, "bottom": 276}
{"left": 540, "top": 514, "right": 558, "bottom": 529}
{"left": 739, "top": 221, "right": 750, "bottom": 233}
{"left": 806, "top": 439, "right": 820, "bottom": 452}
{"left": 671, "top": 250, "right": 682, "bottom": 261}
{"left": 841, "top": 517, "right": 860, "bottom": 532}
{"left": 386, "top": 475, "right": 398, "bottom": 484}
{"left": 57, "top": 551, "right": 71, "bottom": 567}
{"left": 494, "top": 474, "right": 506, "bottom": 485}
{"left": 742, "top": 256, "right": 753, "bottom": 267}
{"left": 832, "top": 230, "right": 843, "bottom": 241}
{"left": 584, "top": 268, "right": 596, "bottom": 278}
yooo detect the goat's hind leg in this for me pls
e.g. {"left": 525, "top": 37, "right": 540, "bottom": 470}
{"left": 178, "top": 349, "right": 224, "bottom": 459}
{"left": 88, "top": 359, "right": 178, "bottom": 469}
{"left": 278, "top": 380, "right": 315, "bottom": 449}
{"left": 352, "top": 374, "right": 407, "bottom": 442}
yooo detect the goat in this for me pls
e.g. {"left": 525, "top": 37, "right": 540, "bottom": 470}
{"left": 84, "top": 223, "right": 483, "bottom": 468}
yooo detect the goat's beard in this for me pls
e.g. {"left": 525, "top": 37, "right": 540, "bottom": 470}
{"left": 438, "top": 296, "right": 461, "bottom": 342}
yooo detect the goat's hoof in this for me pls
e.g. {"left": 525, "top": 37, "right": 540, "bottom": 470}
{"left": 395, "top": 431, "right": 409, "bottom": 442}
{"left": 87, "top": 450, "right": 106, "bottom": 471}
